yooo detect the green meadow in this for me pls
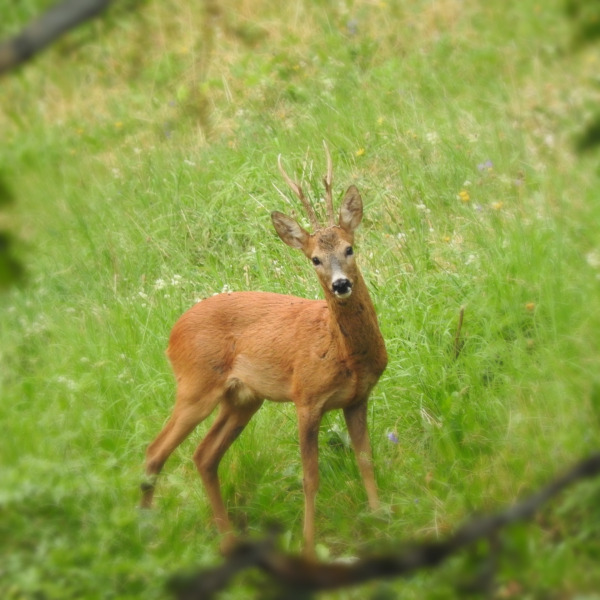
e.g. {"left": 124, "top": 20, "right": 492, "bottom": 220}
{"left": 1, "top": 0, "right": 600, "bottom": 597}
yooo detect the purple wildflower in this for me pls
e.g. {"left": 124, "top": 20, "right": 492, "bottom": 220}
{"left": 387, "top": 432, "right": 399, "bottom": 444}
{"left": 477, "top": 160, "right": 493, "bottom": 171}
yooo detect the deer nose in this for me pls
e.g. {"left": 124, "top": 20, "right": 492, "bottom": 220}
{"left": 332, "top": 278, "right": 352, "bottom": 297}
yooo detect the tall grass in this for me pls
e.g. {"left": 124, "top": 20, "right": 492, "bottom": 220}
{"left": 1, "top": 0, "right": 600, "bottom": 597}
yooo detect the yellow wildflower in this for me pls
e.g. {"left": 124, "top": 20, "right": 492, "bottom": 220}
{"left": 458, "top": 190, "right": 470, "bottom": 203}
{"left": 355, "top": 148, "right": 365, "bottom": 157}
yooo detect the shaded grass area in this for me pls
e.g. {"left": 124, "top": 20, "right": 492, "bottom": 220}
{"left": 2, "top": 0, "right": 600, "bottom": 598}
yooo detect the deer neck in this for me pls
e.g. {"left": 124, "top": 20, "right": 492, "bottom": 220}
{"left": 324, "top": 271, "right": 385, "bottom": 364}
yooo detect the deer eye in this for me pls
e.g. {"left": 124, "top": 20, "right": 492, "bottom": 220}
{"left": 312, "top": 256, "right": 321, "bottom": 266}
{"left": 345, "top": 246, "right": 354, "bottom": 256}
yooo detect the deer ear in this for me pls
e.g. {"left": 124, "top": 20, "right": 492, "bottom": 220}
{"left": 338, "top": 185, "right": 363, "bottom": 233}
{"left": 271, "top": 211, "right": 310, "bottom": 250}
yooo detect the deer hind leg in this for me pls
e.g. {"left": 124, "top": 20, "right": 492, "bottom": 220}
{"left": 140, "top": 383, "right": 223, "bottom": 509}
{"left": 343, "top": 401, "right": 379, "bottom": 510}
{"left": 193, "top": 383, "right": 263, "bottom": 555}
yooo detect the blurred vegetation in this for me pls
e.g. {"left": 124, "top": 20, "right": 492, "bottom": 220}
{"left": 1, "top": 0, "right": 600, "bottom": 598}
{"left": 567, "top": 0, "right": 600, "bottom": 151}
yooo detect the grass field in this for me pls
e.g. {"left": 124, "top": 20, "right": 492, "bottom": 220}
{"left": 1, "top": 0, "right": 600, "bottom": 598}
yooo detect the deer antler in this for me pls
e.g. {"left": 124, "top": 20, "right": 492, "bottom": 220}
{"left": 277, "top": 154, "right": 320, "bottom": 231}
{"left": 322, "top": 141, "right": 334, "bottom": 227}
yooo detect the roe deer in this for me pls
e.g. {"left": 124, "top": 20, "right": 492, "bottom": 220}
{"left": 141, "top": 143, "right": 388, "bottom": 556}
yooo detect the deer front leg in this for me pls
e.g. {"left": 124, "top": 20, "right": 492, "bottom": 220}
{"left": 343, "top": 401, "right": 380, "bottom": 511}
{"left": 296, "top": 406, "right": 322, "bottom": 558}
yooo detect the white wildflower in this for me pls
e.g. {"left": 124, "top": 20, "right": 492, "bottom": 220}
{"left": 586, "top": 251, "right": 600, "bottom": 269}
{"left": 56, "top": 375, "right": 78, "bottom": 391}
{"left": 425, "top": 132, "right": 439, "bottom": 144}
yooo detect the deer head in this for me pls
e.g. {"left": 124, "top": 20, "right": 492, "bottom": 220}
{"left": 272, "top": 144, "right": 364, "bottom": 300}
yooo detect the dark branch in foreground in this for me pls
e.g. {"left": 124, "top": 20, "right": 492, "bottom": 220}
{"left": 0, "top": 0, "right": 112, "bottom": 75}
{"left": 170, "top": 452, "right": 600, "bottom": 599}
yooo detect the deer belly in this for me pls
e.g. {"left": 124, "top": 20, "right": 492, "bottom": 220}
{"left": 228, "top": 354, "right": 293, "bottom": 403}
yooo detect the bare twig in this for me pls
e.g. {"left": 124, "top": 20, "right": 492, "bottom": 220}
{"left": 170, "top": 452, "right": 600, "bottom": 598}
{"left": 0, "top": 0, "right": 112, "bottom": 75}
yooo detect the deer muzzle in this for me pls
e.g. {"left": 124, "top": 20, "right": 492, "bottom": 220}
{"left": 332, "top": 278, "right": 353, "bottom": 298}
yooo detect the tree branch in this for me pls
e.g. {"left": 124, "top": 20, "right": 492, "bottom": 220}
{"left": 0, "top": 0, "right": 112, "bottom": 75}
{"left": 169, "top": 452, "right": 600, "bottom": 599}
